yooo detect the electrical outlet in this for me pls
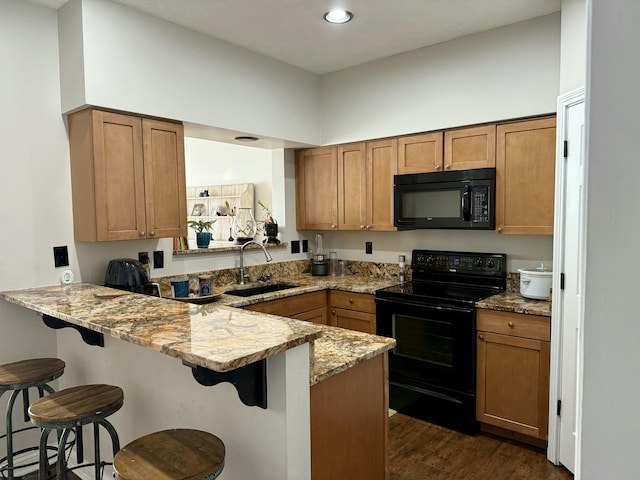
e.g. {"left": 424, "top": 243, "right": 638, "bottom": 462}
{"left": 365, "top": 241, "right": 373, "bottom": 254}
{"left": 302, "top": 239, "right": 309, "bottom": 252}
{"left": 291, "top": 240, "right": 300, "bottom": 254}
{"left": 138, "top": 252, "right": 150, "bottom": 266}
{"left": 153, "top": 251, "right": 164, "bottom": 269}
{"left": 53, "top": 246, "right": 69, "bottom": 268}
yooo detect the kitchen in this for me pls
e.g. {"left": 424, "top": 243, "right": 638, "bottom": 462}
{"left": 0, "top": 0, "right": 638, "bottom": 479}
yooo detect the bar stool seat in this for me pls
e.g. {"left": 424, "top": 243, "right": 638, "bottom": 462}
{"left": 0, "top": 358, "right": 65, "bottom": 479}
{"left": 113, "top": 429, "right": 225, "bottom": 480}
{"left": 29, "top": 384, "right": 123, "bottom": 480}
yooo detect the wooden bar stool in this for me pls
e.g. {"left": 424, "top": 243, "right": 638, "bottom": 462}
{"left": 28, "top": 384, "right": 123, "bottom": 480}
{"left": 0, "top": 357, "right": 65, "bottom": 480}
{"left": 113, "top": 429, "right": 225, "bottom": 480}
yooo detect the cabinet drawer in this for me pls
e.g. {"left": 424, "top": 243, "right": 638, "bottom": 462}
{"left": 477, "top": 309, "right": 550, "bottom": 341}
{"left": 245, "top": 291, "right": 327, "bottom": 317}
{"left": 329, "top": 291, "right": 376, "bottom": 314}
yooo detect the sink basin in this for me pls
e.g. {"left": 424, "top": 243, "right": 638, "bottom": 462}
{"left": 225, "top": 283, "right": 299, "bottom": 297}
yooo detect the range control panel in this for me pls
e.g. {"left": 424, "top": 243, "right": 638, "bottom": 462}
{"left": 412, "top": 250, "right": 505, "bottom": 276}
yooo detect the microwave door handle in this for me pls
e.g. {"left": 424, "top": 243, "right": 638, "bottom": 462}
{"left": 462, "top": 185, "right": 471, "bottom": 221}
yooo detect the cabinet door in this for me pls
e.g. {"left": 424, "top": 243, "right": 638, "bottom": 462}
{"left": 496, "top": 116, "right": 557, "bottom": 235}
{"left": 291, "top": 307, "right": 328, "bottom": 325}
{"left": 398, "top": 132, "right": 443, "bottom": 174}
{"left": 142, "top": 119, "right": 187, "bottom": 239}
{"left": 337, "top": 143, "right": 367, "bottom": 230}
{"left": 444, "top": 124, "right": 496, "bottom": 171}
{"left": 366, "top": 138, "right": 398, "bottom": 231}
{"left": 311, "top": 353, "right": 388, "bottom": 480}
{"left": 477, "top": 331, "right": 550, "bottom": 440}
{"left": 296, "top": 147, "right": 338, "bottom": 230}
{"left": 330, "top": 308, "right": 376, "bottom": 334}
{"left": 91, "top": 110, "right": 146, "bottom": 241}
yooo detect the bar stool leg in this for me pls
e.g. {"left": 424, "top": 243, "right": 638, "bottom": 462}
{"left": 38, "top": 427, "right": 53, "bottom": 480}
{"left": 5, "top": 390, "right": 18, "bottom": 480}
{"left": 57, "top": 427, "right": 74, "bottom": 480}
{"left": 93, "top": 423, "right": 100, "bottom": 480}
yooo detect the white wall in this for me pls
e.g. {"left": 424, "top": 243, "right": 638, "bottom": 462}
{"left": 580, "top": 1, "right": 640, "bottom": 478}
{"left": 560, "top": 0, "right": 587, "bottom": 93}
{"left": 58, "top": 0, "right": 322, "bottom": 145}
{"left": 311, "top": 230, "right": 554, "bottom": 273}
{"left": 0, "top": 0, "right": 70, "bottom": 455}
{"left": 319, "top": 13, "right": 561, "bottom": 145}
{"left": 56, "top": 329, "right": 311, "bottom": 480}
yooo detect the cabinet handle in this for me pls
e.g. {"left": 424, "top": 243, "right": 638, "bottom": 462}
{"left": 331, "top": 224, "right": 336, "bottom": 229}
{"left": 331, "top": 310, "right": 336, "bottom": 315}
{"left": 497, "top": 227, "right": 503, "bottom": 233}
{"left": 478, "top": 334, "right": 484, "bottom": 340}
{"left": 349, "top": 298, "right": 353, "bottom": 303}
{"left": 149, "top": 231, "right": 156, "bottom": 237}
{"left": 360, "top": 225, "right": 365, "bottom": 230}
{"left": 366, "top": 225, "right": 371, "bottom": 230}
{"left": 508, "top": 321, "right": 514, "bottom": 328}
{"left": 140, "top": 231, "right": 145, "bottom": 237}
{"left": 435, "top": 165, "right": 441, "bottom": 170}
{"left": 445, "top": 164, "right": 451, "bottom": 170}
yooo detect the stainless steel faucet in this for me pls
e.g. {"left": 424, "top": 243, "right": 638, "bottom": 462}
{"left": 239, "top": 241, "right": 273, "bottom": 284}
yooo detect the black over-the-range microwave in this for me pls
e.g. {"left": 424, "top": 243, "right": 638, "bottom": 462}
{"left": 393, "top": 168, "right": 496, "bottom": 230}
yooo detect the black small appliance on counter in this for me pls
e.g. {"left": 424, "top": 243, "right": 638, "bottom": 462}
{"left": 104, "top": 258, "right": 161, "bottom": 297}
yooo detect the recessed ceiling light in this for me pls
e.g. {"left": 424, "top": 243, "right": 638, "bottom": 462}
{"left": 234, "top": 136, "right": 259, "bottom": 142}
{"left": 323, "top": 9, "right": 353, "bottom": 24}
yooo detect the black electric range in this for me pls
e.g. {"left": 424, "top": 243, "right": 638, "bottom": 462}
{"left": 375, "top": 249, "right": 506, "bottom": 433}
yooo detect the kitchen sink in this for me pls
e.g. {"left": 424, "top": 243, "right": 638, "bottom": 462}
{"left": 225, "top": 283, "right": 299, "bottom": 297}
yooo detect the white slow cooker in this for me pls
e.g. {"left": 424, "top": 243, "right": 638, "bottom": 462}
{"left": 518, "top": 264, "right": 553, "bottom": 300}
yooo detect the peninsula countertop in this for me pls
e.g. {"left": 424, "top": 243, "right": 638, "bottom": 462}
{"left": 0, "top": 275, "right": 397, "bottom": 386}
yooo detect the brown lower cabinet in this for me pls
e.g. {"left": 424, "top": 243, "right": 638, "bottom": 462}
{"left": 245, "top": 289, "right": 389, "bottom": 479}
{"left": 476, "top": 308, "right": 551, "bottom": 441}
{"left": 243, "top": 290, "right": 328, "bottom": 324}
{"left": 311, "top": 352, "right": 389, "bottom": 480}
{"left": 328, "top": 290, "right": 376, "bottom": 333}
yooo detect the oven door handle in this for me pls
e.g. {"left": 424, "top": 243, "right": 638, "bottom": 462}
{"left": 375, "top": 297, "right": 474, "bottom": 315}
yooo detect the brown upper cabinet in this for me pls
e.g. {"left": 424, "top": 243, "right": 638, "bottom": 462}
{"left": 297, "top": 139, "right": 397, "bottom": 231}
{"left": 397, "top": 125, "right": 495, "bottom": 174}
{"left": 337, "top": 139, "right": 397, "bottom": 231}
{"left": 495, "top": 116, "right": 557, "bottom": 235}
{"left": 397, "top": 132, "right": 443, "bottom": 174}
{"left": 68, "top": 109, "right": 187, "bottom": 242}
{"left": 444, "top": 124, "right": 496, "bottom": 171}
{"left": 295, "top": 147, "right": 339, "bottom": 230}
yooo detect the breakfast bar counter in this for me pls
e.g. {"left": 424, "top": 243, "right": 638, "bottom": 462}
{"left": 0, "top": 282, "right": 324, "bottom": 373}
{"left": 0, "top": 276, "right": 396, "bottom": 480}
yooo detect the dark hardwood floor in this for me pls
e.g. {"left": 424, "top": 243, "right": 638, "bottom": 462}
{"left": 388, "top": 413, "right": 573, "bottom": 480}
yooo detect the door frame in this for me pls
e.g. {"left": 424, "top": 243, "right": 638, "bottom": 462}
{"left": 548, "top": 86, "right": 586, "bottom": 471}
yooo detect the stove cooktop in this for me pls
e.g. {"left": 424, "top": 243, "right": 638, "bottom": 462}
{"left": 376, "top": 281, "right": 501, "bottom": 306}
{"left": 376, "top": 249, "right": 507, "bottom": 306}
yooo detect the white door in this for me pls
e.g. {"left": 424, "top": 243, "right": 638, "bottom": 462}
{"left": 558, "top": 99, "right": 586, "bottom": 473}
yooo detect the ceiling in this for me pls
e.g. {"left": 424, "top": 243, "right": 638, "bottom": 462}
{"left": 30, "top": 0, "right": 561, "bottom": 75}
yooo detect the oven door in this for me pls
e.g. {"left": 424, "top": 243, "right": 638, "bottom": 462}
{"left": 375, "top": 296, "right": 476, "bottom": 394}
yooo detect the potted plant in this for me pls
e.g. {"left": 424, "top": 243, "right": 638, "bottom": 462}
{"left": 258, "top": 200, "right": 279, "bottom": 244}
{"left": 187, "top": 219, "right": 216, "bottom": 248}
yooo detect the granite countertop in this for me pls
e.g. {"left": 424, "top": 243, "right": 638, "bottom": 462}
{"left": 0, "top": 283, "right": 323, "bottom": 373}
{"left": 476, "top": 291, "right": 552, "bottom": 317}
{"left": 0, "top": 275, "right": 397, "bottom": 386}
